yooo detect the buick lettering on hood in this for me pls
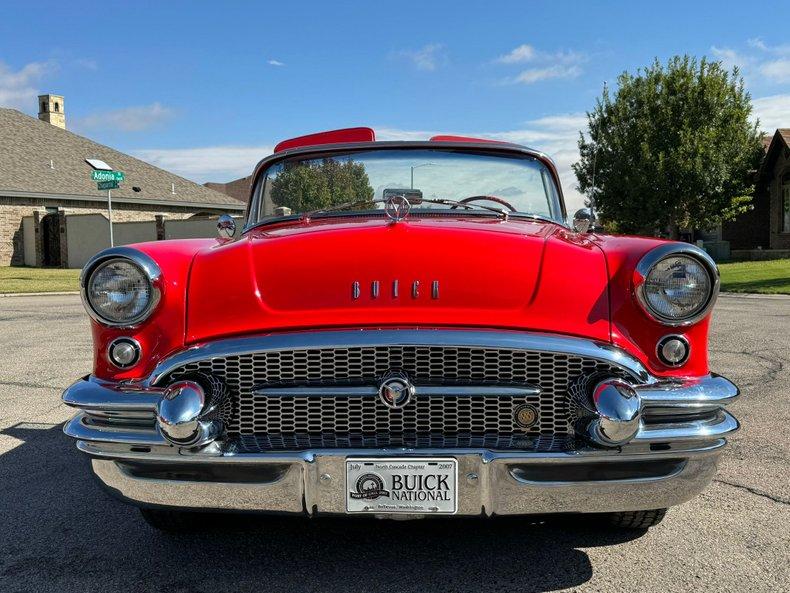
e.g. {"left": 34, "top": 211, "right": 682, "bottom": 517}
{"left": 62, "top": 127, "right": 739, "bottom": 531}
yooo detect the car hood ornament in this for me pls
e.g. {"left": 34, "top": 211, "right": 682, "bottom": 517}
{"left": 384, "top": 195, "right": 411, "bottom": 222}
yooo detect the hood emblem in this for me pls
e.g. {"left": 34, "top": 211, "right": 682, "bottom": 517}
{"left": 378, "top": 371, "right": 415, "bottom": 409}
{"left": 384, "top": 195, "right": 411, "bottom": 222}
{"left": 352, "top": 279, "right": 439, "bottom": 300}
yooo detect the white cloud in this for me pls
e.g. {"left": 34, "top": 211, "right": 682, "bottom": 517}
{"left": 496, "top": 44, "right": 536, "bottom": 64}
{"left": 132, "top": 145, "right": 273, "bottom": 183}
{"left": 267, "top": 59, "right": 285, "bottom": 67}
{"left": 396, "top": 44, "right": 446, "bottom": 71}
{"left": 760, "top": 59, "right": 790, "bottom": 83}
{"left": 711, "top": 39, "right": 790, "bottom": 83}
{"left": 496, "top": 45, "right": 587, "bottom": 85}
{"left": 0, "top": 60, "right": 51, "bottom": 110}
{"left": 710, "top": 46, "right": 752, "bottom": 72}
{"left": 76, "top": 103, "right": 174, "bottom": 132}
{"left": 510, "top": 65, "right": 582, "bottom": 84}
{"left": 753, "top": 94, "right": 790, "bottom": 131}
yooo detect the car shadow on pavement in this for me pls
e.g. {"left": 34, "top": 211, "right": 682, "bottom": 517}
{"left": 0, "top": 422, "right": 646, "bottom": 593}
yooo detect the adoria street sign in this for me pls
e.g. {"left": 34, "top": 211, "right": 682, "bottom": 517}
{"left": 97, "top": 180, "right": 120, "bottom": 190}
{"left": 91, "top": 170, "right": 125, "bottom": 182}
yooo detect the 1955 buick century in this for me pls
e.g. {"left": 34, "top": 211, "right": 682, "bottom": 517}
{"left": 62, "top": 127, "right": 739, "bottom": 531}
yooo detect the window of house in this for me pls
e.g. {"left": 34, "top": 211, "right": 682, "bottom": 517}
{"left": 54, "top": 102, "right": 59, "bottom": 112}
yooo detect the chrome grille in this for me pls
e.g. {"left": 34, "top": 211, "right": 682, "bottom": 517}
{"left": 166, "top": 344, "right": 632, "bottom": 450}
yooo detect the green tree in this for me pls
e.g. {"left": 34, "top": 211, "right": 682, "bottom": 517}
{"left": 270, "top": 158, "right": 374, "bottom": 212}
{"left": 573, "top": 56, "right": 764, "bottom": 238}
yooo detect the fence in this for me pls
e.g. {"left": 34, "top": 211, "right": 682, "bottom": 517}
{"left": 20, "top": 213, "right": 242, "bottom": 269}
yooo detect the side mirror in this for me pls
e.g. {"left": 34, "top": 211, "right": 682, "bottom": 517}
{"left": 216, "top": 214, "right": 236, "bottom": 241}
{"left": 572, "top": 208, "right": 595, "bottom": 233}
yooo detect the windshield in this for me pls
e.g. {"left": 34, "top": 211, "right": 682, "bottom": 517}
{"left": 248, "top": 148, "right": 561, "bottom": 224}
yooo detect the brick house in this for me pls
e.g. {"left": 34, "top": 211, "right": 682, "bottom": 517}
{"left": 204, "top": 176, "right": 252, "bottom": 204}
{"left": 722, "top": 129, "right": 790, "bottom": 251}
{"left": 0, "top": 96, "right": 244, "bottom": 267}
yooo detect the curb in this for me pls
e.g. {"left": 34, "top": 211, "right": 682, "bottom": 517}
{"left": 720, "top": 292, "right": 790, "bottom": 300}
{"left": 0, "top": 291, "right": 80, "bottom": 298}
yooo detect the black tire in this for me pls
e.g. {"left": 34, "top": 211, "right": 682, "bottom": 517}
{"left": 606, "top": 508, "right": 667, "bottom": 529}
{"left": 139, "top": 508, "right": 201, "bottom": 532}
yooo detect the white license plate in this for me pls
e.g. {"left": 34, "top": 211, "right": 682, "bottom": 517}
{"left": 346, "top": 458, "right": 457, "bottom": 514}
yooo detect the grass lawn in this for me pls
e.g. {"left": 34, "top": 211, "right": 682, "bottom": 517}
{"left": 718, "top": 259, "right": 790, "bottom": 295}
{"left": 1, "top": 259, "right": 788, "bottom": 296}
{"left": 0, "top": 266, "right": 80, "bottom": 294}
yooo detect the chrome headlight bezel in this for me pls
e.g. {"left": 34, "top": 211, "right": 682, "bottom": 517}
{"left": 634, "top": 244, "right": 719, "bottom": 326}
{"left": 80, "top": 247, "right": 162, "bottom": 327}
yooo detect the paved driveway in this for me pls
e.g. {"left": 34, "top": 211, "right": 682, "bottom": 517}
{"left": 0, "top": 294, "right": 787, "bottom": 593}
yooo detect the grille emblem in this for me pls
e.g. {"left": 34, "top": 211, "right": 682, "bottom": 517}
{"left": 514, "top": 404, "right": 539, "bottom": 428}
{"left": 378, "top": 371, "right": 415, "bottom": 409}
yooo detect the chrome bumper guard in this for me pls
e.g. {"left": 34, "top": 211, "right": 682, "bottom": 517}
{"left": 62, "top": 332, "right": 740, "bottom": 516}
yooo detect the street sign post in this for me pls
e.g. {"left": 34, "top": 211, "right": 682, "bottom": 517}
{"left": 86, "top": 167, "right": 124, "bottom": 247}
{"left": 90, "top": 170, "right": 125, "bottom": 182}
{"left": 97, "top": 180, "right": 120, "bottom": 190}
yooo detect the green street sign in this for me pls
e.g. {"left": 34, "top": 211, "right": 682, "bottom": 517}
{"left": 97, "top": 180, "right": 120, "bottom": 190}
{"left": 91, "top": 170, "right": 125, "bottom": 182}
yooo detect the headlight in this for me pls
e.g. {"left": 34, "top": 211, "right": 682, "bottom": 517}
{"left": 81, "top": 248, "right": 162, "bottom": 326}
{"left": 635, "top": 245, "right": 719, "bottom": 326}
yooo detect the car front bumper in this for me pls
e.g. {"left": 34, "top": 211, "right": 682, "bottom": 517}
{"left": 63, "top": 372, "right": 739, "bottom": 516}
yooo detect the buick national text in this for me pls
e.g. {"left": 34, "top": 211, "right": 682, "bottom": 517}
{"left": 62, "top": 127, "right": 739, "bottom": 531}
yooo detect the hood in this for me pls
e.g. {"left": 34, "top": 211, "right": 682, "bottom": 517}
{"left": 185, "top": 216, "right": 611, "bottom": 343}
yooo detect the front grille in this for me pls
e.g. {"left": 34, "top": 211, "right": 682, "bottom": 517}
{"left": 166, "top": 344, "right": 632, "bottom": 450}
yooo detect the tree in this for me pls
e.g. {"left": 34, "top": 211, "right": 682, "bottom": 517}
{"left": 573, "top": 56, "right": 764, "bottom": 238}
{"left": 270, "top": 158, "right": 374, "bottom": 213}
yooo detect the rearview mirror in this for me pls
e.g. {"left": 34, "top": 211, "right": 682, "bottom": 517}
{"left": 217, "top": 214, "right": 236, "bottom": 240}
{"left": 572, "top": 208, "right": 595, "bottom": 233}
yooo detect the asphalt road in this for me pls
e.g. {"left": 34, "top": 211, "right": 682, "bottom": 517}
{"left": 0, "top": 294, "right": 787, "bottom": 593}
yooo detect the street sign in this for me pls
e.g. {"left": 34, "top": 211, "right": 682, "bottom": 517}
{"left": 97, "top": 180, "right": 120, "bottom": 190}
{"left": 91, "top": 170, "right": 125, "bottom": 182}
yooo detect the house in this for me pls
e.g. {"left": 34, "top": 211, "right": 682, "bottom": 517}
{"left": 0, "top": 95, "right": 245, "bottom": 267}
{"left": 721, "top": 129, "right": 790, "bottom": 253}
{"left": 204, "top": 176, "right": 252, "bottom": 204}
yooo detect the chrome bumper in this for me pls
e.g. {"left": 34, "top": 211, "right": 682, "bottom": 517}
{"left": 63, "top": 370, "right": 739, "bottom": 516}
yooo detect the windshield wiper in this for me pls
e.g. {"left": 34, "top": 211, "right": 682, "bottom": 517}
{"left": 301, "top": 196, "right": 512, "bottom": 221}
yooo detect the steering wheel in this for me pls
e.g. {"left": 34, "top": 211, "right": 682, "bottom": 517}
{"left": 450, "top": 195, "right": 517, "bottom": 212}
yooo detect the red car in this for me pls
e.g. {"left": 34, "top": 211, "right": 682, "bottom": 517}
{"left": 63, "top": 127, "right": 739, "bottom": 531}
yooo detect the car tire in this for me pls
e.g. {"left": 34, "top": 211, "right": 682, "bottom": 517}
{"left": 606, "top": 508, "right": 667, "bottom": 529}
{"left": 139, "top": 508, "right": 201, "bottom": 532}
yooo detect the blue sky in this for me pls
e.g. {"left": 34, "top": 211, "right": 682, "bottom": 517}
{"left": 2, "top": 0, "right": 790, "bottom": 210}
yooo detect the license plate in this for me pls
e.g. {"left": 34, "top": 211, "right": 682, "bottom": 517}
{"left": 346, "top": 458, "right": 457, "bottom": 514}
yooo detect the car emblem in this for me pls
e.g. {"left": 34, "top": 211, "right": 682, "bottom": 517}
{"left": 378, "top": 371, "right": 415, "bottom": 409}
{"left": 384, "top": 195, "right": 411, "bottom": 222}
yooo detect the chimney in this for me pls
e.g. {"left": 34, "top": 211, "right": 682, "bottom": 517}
{"left": 38, "top": 94, "right": 66, "bottom": 129}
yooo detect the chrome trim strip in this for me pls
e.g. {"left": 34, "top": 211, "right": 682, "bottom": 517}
{"left": 62, "top": 376, "right": 163, "bottom": 415}
{"left": 252, "top": 384, "right": 542, "bottom": 398}
{"left": 64, "top": 414, "right": 164, "bottom": 445}
{"left": 633, "top": 243, "right": 720, "bottom": 327}
{"left": 77, "top": 438, "right": 727, "bottom": 463}
{"left": 63, "top": 408, "right": 739, "bottom": 449}
{"left": 634, "top": 410, "right": 739, "bottom": 443}
{"left": 254, "top": 386, "right": 378, "bottom": 397}
{"left": 636, "top": 374, "right": 739, "bottom": 416}
{"left": 144, "top": 330, "right": 653, "bottom": 386}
